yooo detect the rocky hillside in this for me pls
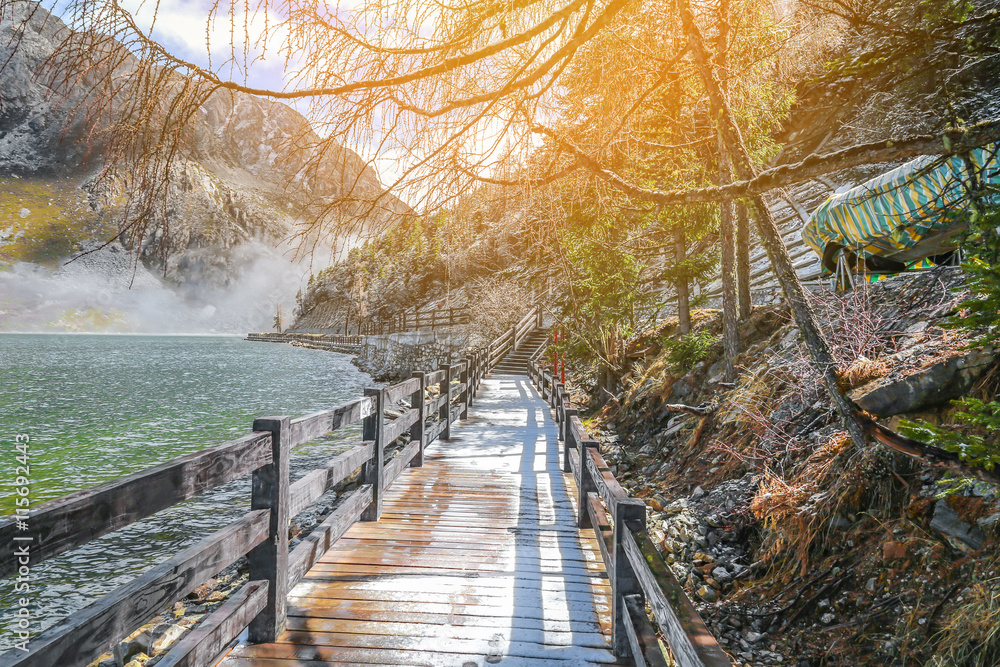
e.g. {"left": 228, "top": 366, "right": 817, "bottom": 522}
{"left": 570, "top": 267, "right": 1000, "bottom": 665}
{"left": 0, "top": 1, "right": 409, "bottom": 332}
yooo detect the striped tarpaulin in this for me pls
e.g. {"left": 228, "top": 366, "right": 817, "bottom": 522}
{"left": 803, "top": 144, "right": 1000, "bottom": 268}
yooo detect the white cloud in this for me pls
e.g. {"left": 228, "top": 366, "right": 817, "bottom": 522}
{"left": 118, "top": 0, "right": 293, "bottom": 91}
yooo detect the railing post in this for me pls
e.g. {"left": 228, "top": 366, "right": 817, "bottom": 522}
{"left": 461, "top": 358, "right": 471, "bottom": 417}
{"left": 578, "top": 438, "right": 599, "bottom": 528}
{"left": 564, "top": 408, "right": 577, "bottom": 472}
{"left": 555, "top": 383, "right": 565, "bottom": 439}
{"left": 510, "top": 325, "right": 517, "bottom": 354}
{"left": 361, "top": 388, "right": 385, "bottom": 521}
{"left": 613, "top": 498, "right": 647, "bottom": 655}
{"left": 560, "top": 393, "right": 571, "bottom": 443}
{"left": 439, "top": 363, "right": 454, "bottom": 440}
{"left": 410, "top": 372, "right": 426, "bottom": 468}
{"left": 247, "top": 416, "right": 290, "bottom": 643}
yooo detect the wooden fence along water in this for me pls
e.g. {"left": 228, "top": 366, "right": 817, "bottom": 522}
{"left": 527, "top": 356, "right": 733, "bottom": 667}
{"left": 0, "top": 306, "right": 541, "bottom": 667}
{"left": 1, "top": 302, "right": 732, "bottom": 666}
{"left": 358, "top": 307, "right": 470, "bottom": 335}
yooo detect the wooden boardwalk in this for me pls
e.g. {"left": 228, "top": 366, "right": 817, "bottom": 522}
{"left": 223, "top": 374, "right": 621, "bottom": 667}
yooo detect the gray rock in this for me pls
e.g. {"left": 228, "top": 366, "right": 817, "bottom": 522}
{"left": 850, "top": 346, "right": 997, "bottom": 416}
{"left": 150, "top": 623, "right": 187, "bottom": 653}
{"left": 691, "top": 485, "right": 706, "bottom": 500}
{"left": 931, "top": 501, "right": 985, "bottom": 551}
{"left": 712, "top": 566, "right": 733, "bottom": 583}
{"left": 820, "top": 613, "right": 836, "bottom": 624}
{"left": 697, "top": 585, "right": 719, "bottom": 602}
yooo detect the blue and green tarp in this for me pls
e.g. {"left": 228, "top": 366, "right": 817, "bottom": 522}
{"left": 803, "top": 144, "right": 1000, "bottom": 273}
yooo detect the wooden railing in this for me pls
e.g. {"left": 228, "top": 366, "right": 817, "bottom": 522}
{"left": 247, "top": 333, "right": 363, "bottom": 346}
{"left": 0, "top": 353, "right": 490, "bottom": 667}
{"left": 358, "top": 307, "right": 470, "bottom": 335}
{"left": 481, "top": 305, "right": 543, "bottom": 370}
{"left": 528, "top": 361, "right": 733, "bottom": 667}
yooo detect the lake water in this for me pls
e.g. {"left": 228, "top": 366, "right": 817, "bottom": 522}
{"left": 0, "top": 334, "right": 371, "bottom": 649}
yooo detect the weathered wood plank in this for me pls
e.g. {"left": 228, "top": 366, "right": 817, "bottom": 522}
{"left": 381, "top": 440, "right": 420, "bottom": 492}
{"left": 157, "top": 580, "right": 269, "bottom": 667}
{"left": 289, "top": 486, "right": 373, "bottom": 588}
{"left": 383, "top": 408, "right": 420, "bottom": 444}
{"left": 408, "top": 374, "right": 425, "bottom": 468}
{"left": 622, "top": 528, "right": 732, "bottom": 667}
{"left": 361, "top": 389, "right": 384, "bottom": 522}
{"left": 587, "top": 492, "right": 613, "bottom": 578}
{"left": 613, "top": 498, "right": 647, "bottom": 653}
{"left": 622, "top": 594, "right": 670, "bottom": 667}
{"left": 426, "top": 393, "right": 449, "bottom": 413}
{"left": 248, "top": 417, "right": 291, "bottom": 643}
{"left": 0, "top": 432, "right": 271, "bottom": 577}
{"left": 288, "top": 442, "right": 373, "bottom": 518}
{"left": 425, "top": 419, "right": 447, "bottom": 445}
{"left": 288, "top": 397, "right": 375, "bottom": 448}
{"left": 384, "top": 377, "right": 422, "bottom": 405}
{"left": 585, "top": 447, "right": 629, "bottom": 514}
{"left": 424, "top": 369, "right": 447, "bottom": 385}
{"left": 0, "top": 510, "right": 269, "bottom": 667}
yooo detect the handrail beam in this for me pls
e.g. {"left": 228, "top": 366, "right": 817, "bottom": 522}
{"left": 0, "top": 431, "right": 271, "bottom": 577}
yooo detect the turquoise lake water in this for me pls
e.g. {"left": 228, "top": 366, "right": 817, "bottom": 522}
{"left": 0, "top": 334, "right": 371, "bottom": 649}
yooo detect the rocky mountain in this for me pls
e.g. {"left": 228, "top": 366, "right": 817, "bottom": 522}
{"left": 0, "top": 1, "right": 409, "bottom": 332}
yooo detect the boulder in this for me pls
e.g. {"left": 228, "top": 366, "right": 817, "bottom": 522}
{"left": 850, "top": 346, "right": 997, "bottom": 416}
{"left": 930, "top": 500, "right": 985, "bottom": 551}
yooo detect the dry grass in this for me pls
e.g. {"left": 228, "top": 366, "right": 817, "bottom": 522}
{"left": 928, "top": 570, "right": 1000, "bottom": 666}
{"left": 839, "top": 356, "right": 892, "bottom": 391}
{"left": 750, "top": 433, "right": 853, "bottom": 576}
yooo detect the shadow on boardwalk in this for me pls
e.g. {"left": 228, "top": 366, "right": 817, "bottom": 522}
{"left": 223, "top": 374, "right": 621, "bottom": 666}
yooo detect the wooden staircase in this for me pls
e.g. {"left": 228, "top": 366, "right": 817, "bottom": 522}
{"left": 492, "top": 328, "right": 550, "bottom": 374}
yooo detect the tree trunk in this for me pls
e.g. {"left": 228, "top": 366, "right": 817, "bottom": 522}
{"left": 716, "top": 0, "right": 737, "bottom": 382}
{"left": 674, "top": 226, "right": 691, "bottom": 335}
{"left": 736, "top": 200, "right": 752, "bottom": 320}
{"left": 719, "top": 150, "right": 739, "bottom": 382}
{"left": 677, "top": 0, "right": 867, "bottom": 447}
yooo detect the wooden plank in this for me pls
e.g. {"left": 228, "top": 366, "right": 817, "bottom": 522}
{"left": 424, "top": 369, "right": 447, "bottom": 385}
{"left": 380, "top": 440, "right": 419, "bottom": 491}
{"left": 262, "top": 631, "right": 616, "bottom": 662}
{"left": 282, "top": 617, "right": 609, "bottom": 646}
{"left": 361, "top": 389, "right": 384, "bottom": 522}
{"left": 248, "top": 417, "right": 291, "bottom": 643}
{"left": 612, "top": 497, "right": 646, "bottom": 653}
{"left": 288, "top": 398, "right": 375, "bottom": 447}
{"left": 586, "top": 447, "right": 628, "bottom": 513}
{"left": 157, "top": 580, "right": 269, "bottom": 667}
{"left": 622, "top": 528, "right": 731, "bottom": 667}
{"left": 289, "top": 486, "right": 373, "bottom": 588}
{"left": 288, "top": 442, "right": 373, "bottom": 518}
{"left": 425, "top": 418, "right": 447, "bottom": 445}
{"left": 384, "top": 377, "right": 422, "bottom": 405}
{"left": 383, "top": 408, "right": 420, "bottom": 444}
{"left": 587, "top": 492, "right": 613, "bottom": 577}
{"left": 0, "top": 431, "right": 271, "bottom": 577}
{"left": 426, "top": 393, "right": 449, "bottom": 413}
{"left": 0, "top": 510, "right": 269, "bottom": 667}
{"left": 622, "top": 594, "right": 670, "bottom": 667}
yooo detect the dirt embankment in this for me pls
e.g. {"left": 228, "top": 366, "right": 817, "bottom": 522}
{"left": 570, "top": 267, "right": 1000, "bottom": 666}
